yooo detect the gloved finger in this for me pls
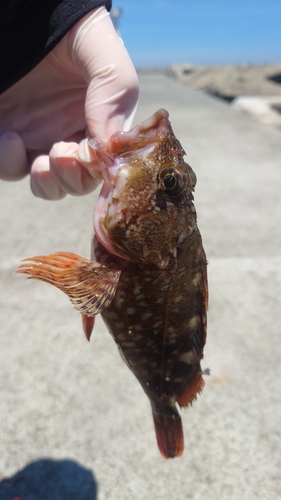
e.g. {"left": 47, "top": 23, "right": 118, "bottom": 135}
{"left": 76, "top": 137, "right": 113, "bottom": 179}
{"left": 56, "top": 7, "right": 139, "bottom": 142}
{"left": 0, "top": 132, "right": 30, "bottom": 180}
{"left": 30, "top": 155, "right": 66, "bottom": 200}
{"left": 49, "top": 141, "right": 101, "bottom": 195}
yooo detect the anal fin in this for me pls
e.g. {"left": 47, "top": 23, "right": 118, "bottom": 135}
{"left": 176, "top": 373, "right": 205, "bottom": 408}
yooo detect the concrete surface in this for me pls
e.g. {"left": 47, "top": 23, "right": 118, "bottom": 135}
{"left": 0, "top": 73, "right": 281, "bottom": 499}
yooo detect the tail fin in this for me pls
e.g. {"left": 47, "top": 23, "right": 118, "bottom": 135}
{"left": 152, "top": 406, "right": 184, "bottom": 458}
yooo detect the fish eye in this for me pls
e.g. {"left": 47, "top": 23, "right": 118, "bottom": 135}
{"left": 163, "top": 172, "right": 177, "bottom": 189}
{"left": 159, "top": 166, "right": 184, "bottom": 195}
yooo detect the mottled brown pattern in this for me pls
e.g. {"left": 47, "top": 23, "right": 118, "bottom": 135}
{"left": 96, "top": 230, "right": 207, "bottom": 409}
{"left": 94, "top": 109, "right": 208, "bottom": 458}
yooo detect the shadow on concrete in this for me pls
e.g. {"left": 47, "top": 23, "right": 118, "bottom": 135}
{"left": 205, "top": 90, "right": 235, "bottom": 103}
{"left": 0, "top": 458, "right": 97, "bottom": 500}
{"left": 267, "top": 72, "right": 281, "bottom": 84}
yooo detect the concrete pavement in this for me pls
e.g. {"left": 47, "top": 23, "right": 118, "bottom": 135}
{"left": 0, "top": 73, "right": 280, "bottom": 499}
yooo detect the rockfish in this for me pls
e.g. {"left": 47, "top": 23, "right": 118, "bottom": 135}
{"left": 16, "top": 109, "right": 208, "bottom": 458}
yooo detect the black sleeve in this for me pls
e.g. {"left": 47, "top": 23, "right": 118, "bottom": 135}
{"left": 0, "top": 0, "right": 112, "bottom": 94}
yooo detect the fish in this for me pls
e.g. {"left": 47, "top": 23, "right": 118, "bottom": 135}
{"left": 16, "top": 109, "right": 208, "bottom": 459}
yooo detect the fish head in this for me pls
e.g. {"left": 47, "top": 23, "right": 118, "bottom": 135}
{"left": 93, "top": 109, "right": 197, "bottom": 269}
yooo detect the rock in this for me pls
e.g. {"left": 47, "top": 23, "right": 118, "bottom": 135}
{"left": 168, "top": 63, "right": 281, "bottom": 99}
{"left": 168, "top": 63, "right": 281, "bottom": 127}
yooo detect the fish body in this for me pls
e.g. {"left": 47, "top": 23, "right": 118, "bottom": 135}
{"left": 17, "top": 109, "right": 208, "bottom": 458}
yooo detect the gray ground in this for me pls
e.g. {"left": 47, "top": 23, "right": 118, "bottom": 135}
{"left": 0, "top": 73, "right": 281, "bottom": 500}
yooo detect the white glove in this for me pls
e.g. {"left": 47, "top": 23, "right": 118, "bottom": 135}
{"left": 0, "top": 6, "right": 139, "bottom": 199}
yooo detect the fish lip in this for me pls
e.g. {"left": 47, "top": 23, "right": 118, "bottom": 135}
{"left": 107, "top": 109, "right": 170, "bottom": 155}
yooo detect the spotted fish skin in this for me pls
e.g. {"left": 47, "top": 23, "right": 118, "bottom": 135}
{"left": 95, "top": 217, "right": 207, "bottom": 458}
{"left": 16, "top": 109, "right": 208, "bottom": 459}
{"left": 92, "top": 110, "right": 208, "bottom": 458}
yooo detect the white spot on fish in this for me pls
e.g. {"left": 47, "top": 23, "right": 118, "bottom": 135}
{"left": 115, "top": 295, "right": 125, "bottom": 308}
{"left": 133, "top": 286, "right": 142, "bottom": 296}
{"left": 106, "top": 311, "right": 119, "bottom": 320}
{"left": 169, "top": 337, "right": 177, "bottom": 344}
{"left": 156, "top": 297, "right": 164, "bottom": 304}
{"left": 167, "top": 396, "right": 176, "bottom": 406}
{"left": 192, "top": 273, "right": 201, "bottom": 287}
{"left": 153, "top": 320, "right": 162, "bottom": 329}
{"left": 174, "top": 295, "right": 183, "bottom": 303}
{"left": 180, "top": 351, "right": 194, "bottom": 364}
{"left": 142, "top": 312, "right": 153, "bottom": 321}
{"left": 138, "top": 301, "right": 148, "bottom": 307}
{"left": 189, "top": 316, "right": 199, "bottom": 329}
{"left": 127, "top": 307, "right": 136, "bottom": 315}
{"left": 134, "top": 334, "right": 144, "bottom": 341}
{"left": 178, "top": 232, "right": 188, "bottom": 244}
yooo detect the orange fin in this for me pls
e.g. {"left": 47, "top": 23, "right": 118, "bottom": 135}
{"left": 152, "top": 406, "right": 184, "bottom": 458}
{"left": 16, "top": 252, "right": 121, "bottom": 316}
{"left": 176, "top": 373, "right": 205, "bottom": 408}
{"left": 82, "top": 314, "right": 95, "bottom": 341}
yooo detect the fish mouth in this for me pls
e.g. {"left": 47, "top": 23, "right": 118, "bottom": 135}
{"left": 107, "top": 109, "right": 171, "bottom": 155}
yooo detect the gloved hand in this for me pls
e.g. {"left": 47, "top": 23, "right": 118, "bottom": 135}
{"left": 0, "top": 6, "right": 139, "bottom": 199}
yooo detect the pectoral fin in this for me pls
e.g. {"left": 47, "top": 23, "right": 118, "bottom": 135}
{"left": 16, "top": 252, "right": 121, "bottom": 318}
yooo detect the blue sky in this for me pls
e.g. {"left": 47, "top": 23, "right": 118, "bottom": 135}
{"left": 111, "top": 0, "right": 281, "bottom": 67}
